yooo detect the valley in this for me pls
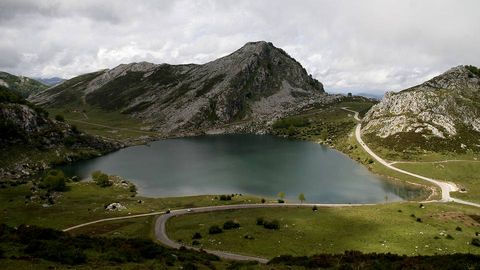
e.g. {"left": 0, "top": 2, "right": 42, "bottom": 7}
{"left": 1, "top": 42, "right": 480, "bottom": 269}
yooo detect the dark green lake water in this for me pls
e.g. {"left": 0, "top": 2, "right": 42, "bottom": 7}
{"left": 61, "top": 135, "right": 420, "bottom": 203}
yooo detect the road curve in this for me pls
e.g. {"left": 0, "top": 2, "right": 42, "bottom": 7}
{"left": 154, "top": 203, "right": 373, "bottom": 263}
{"left": 341, "top": 107, "right": 480, "bottom": 207}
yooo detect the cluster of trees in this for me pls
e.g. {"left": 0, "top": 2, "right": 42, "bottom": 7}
{"left": 40, "top": 169, "right": 67, "bottom": 192}
{"left": 277, "top": 192, "right": 306, "bottom": 203}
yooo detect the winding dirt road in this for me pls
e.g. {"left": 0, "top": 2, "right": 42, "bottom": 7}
{"left": 341, "top": 107, "right": 480, "bottom": 207}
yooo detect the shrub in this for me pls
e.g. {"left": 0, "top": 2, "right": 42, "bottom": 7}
{"left": 446, "top": 234, "right": 454, "bottom": 240}
{"left": 219, "top": 195, "right": 232, "bottom": 201}
{"left": 277, "top": 199, "right": 285, "bottom": 203}
{"left": 223, "top": 220, "right": 240, "bottom": 230}
{"left": 91, "top": 171, "right": 112, "bottom": 187}
{"left": 472, "top": 238, "right": 480, "bottom": 247}
{"left": 416, "top": 218, "right": 422, "bottom": 223}
{"left": 256, "top": 217, "right": 264, "bottom": 226}
{"left": 455, "top": 226, "right": 462, "bottom": 232}
{"left": 55, "top": 114, "right": 65, "bottom": 122}
{"left": 261, "top": 198, "right": 266, "bottom": 203}
{"left": 208, "top": 225, "right": 222, "bottom": 234}
{"left": 41, "top": 170, "right": 67, "bottom": 192}
{"left": 192, "top": 232, "right": 202, "bottom": 239}
{"left": 263, "top": 220, "right": 280, "bottom": 230}
{"left": 129, "top": 184, "right": 137, "bottom": 193}
{"left": 312, "top": 205, "right": 318, "bottom": 211}
{"left": 71, "top": 125, "right": 79, "bottom": 134}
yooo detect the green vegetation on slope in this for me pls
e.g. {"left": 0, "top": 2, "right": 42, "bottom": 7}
{"left": 0, "top": 71, "right": 47, "bottom": 98}
{"left": 271, "top": 97, "right": 375, "bottom": 145}
{"left": 167, "top": 203, "right": 480, "bottom": 258}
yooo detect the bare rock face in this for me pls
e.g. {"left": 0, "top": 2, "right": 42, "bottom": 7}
{"left": 29, "top": 41, "right": 329, "bottom": 136}
{"left": 362, "top": 65, "right": 480, "bottom": 151}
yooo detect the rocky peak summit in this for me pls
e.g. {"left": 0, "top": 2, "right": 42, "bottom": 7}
{"left": 407, "top": 65, "right": 480, "bottom": 92}
{"left": 30, "top": 41, "right": 330, "bottom": 136}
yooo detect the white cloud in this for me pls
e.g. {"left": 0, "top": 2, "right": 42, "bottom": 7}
{"left": 0, "top": 0, "right": 479, "bottom": 95}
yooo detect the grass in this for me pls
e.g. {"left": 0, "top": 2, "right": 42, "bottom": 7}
{"left": 48, "top": 106, "right": 160, "bottom": 141}
{"left": 0, "top": 181, "right": 263, "bottom": 230}
{"left": 394, "top": 161, "right": 480, "bottom": 203}
{"left": 167, "top": 203, "right": 480, "bottom": 259}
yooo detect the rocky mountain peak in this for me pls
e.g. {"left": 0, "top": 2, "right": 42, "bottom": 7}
{"left": 407, "top": 65, "right": 480, "bottom": 92}
{"left": 29, "top": 42, "right": 331, "bottom": 136}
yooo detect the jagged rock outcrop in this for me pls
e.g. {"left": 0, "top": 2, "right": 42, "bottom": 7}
{"left": 30, "top": 41, "right": 332, "bottom": 136}
{"left": 362, "top": 65, "right": 480, "bottom": 151}
{"left": 0, "top": 88, "right": 121, "bottom": 179}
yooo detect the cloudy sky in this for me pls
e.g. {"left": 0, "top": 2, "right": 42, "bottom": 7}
{"left": 1, "top": 0, "right": 479, "bottom": 95}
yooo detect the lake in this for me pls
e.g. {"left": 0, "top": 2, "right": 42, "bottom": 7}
{"left": 60, "top": 135, "right": 421, "bottom": 203}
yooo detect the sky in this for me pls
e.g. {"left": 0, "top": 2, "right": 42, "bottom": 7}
{"left": 0, "top": 0, "right": 479, "bottom": 95}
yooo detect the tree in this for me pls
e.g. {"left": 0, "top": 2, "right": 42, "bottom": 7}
{"left": 91, "top": 171, "right": 112, "bottom": 187}
{"left": 42, "top": 169, "right": 67, "bottom": 192}
{"left": 208, "top": 225, "right": 223, "bottom": 234}
{"left": 347, "top": 92, "right": 352, "bottom": 97}
{"left": 277, "top": 192, "right": 285, "bottom": 200}
{"left": 298, "top": 193, "right": 306, "bottom": 203}
{"left": 55, "top": 114, "right": 65, "bottom": 122}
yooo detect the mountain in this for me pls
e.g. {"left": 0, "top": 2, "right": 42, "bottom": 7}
{"left": 362, "top": 65, "right": 480, "bottom": 153}
{"left": 0, "top": 88, "right": 120, "bottom": 179}
{"left": 29, "top": 41, "right": 332, "bottom": 136}
{"left": 34, "top": 77, "right": 66, "bottom": 86}
{"left": 0, "top": 71, "right": 48, "bottom": 98}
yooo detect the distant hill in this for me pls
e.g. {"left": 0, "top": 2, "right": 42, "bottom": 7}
{"left": 362, "top": 65, "right": 480, "bottom": 153}
{"left": 29, "top": 41, "right": 337, "bottom": 136}
{"left": 34, "top": 77, "right": 66, "bottom": 86}
{"left": 0, "top": 71, "right": 47, "bottom": 98}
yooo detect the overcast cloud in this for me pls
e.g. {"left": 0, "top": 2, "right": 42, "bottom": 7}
{"left": 0, "top": 0, "right": 479, "bottom": 94}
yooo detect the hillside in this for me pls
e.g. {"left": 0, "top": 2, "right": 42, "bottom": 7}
{"left": 29, "top": 41, "right": 335, "bottom": 136}
{"left": 0, "top": 71, "right": 47, "bottom": 98}
{"left": 0, "top": 88, "right": 120, "bottom": 180}
{"left": 362, "top": 65, "right": 480, "bottom": 155}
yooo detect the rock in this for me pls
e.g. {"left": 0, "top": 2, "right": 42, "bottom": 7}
{"left": 362, "top": 65, "right": 480, "bottom": 150}
{"left": 105, "top": 202, "right": 127, "bottom": 211}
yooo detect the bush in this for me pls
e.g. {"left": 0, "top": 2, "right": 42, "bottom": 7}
{"left": 71, "top": 125, "right": 79, "bottom": 134}
{"left": 263, "top": 220, "right": 280, "bottom": 230}
{"left": 472, "top": 238, "right": 480, "bottom": 247}
{"left": 208, "top": 225, "right": 223, "bottom": 234}
{"left": 256, "top": 217, "right": 264, "bottom": 226}
{"left": 91, "top": 171, "right": 112, "bottom": 187}
{"left": 192, "top": 232, "right": 202, "bottom": 239}
{"left": 129, "top": 184, "right": 137, "bottom": 193}
{"left": 416, "top": 218, "right": 422, "bottom": 223}
{"left": 223, "top": 220, "right": 240, "bottom": 230}
{"left": 41, "top": 170, "right": 67, "bottom": 192}
{"left": 455, "top": 226, "right": 462, "bottom": 232}
{"left": 277, "top": 199, "right": 285, "bottom": 203}
{"left": 261, "top": 198, "right": 266, "bottom": 203}
{"left": 312, "top": 205, "right": 318, "bottom": 211}
{"left": 55, "top": 114, "right": 65, "bottom": 122}
{"left": 219, "top": 195, "right": 232, "bottom": 201}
